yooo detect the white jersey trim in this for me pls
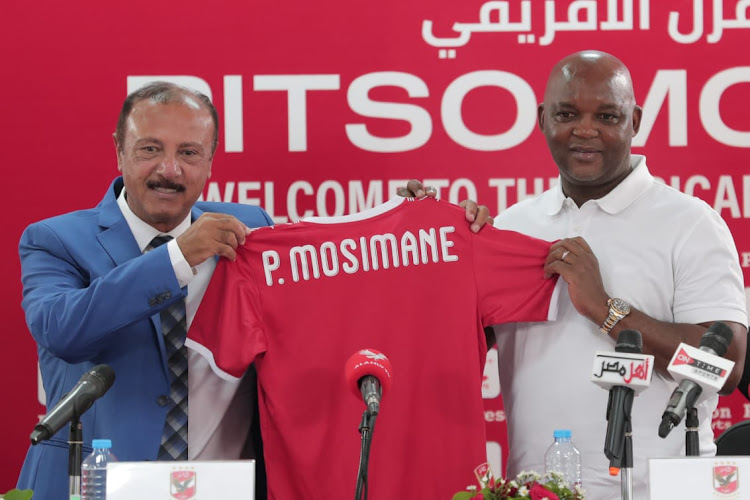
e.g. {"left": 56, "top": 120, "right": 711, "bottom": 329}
{"left": 301, "top": 196, "right": 410, "bottom": 225}
{"left": 185, "top": 338, "right": 241, "bottom": 382}
{"left": 548, "top": 279, "right": 563, "bottom": 321}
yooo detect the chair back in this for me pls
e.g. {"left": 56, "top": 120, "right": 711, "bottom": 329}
{"left": 715, "top": 420, "right": 750, "bottom": 455}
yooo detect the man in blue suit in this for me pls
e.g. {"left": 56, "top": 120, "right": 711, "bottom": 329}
{"left": 17, "top": 82, "right": 271, "bottom": 499}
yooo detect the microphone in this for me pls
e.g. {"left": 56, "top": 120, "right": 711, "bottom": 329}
{"left": 30, "top": 364, "right": 115, "bottom": 445}
{"left": 591, "top": 330, "right": 654, "bottom": 469}
{"left": 344, "top": 349, "right": 393, "bottom": 416}
{"left": 659, "top": 321, "right": 735, "bottom": 438}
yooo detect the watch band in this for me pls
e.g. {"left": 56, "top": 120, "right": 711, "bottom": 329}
{"left": 599, "top": 298, "right": 631, "bottom": 334}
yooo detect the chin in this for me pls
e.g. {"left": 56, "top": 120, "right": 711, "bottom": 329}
{"left": 562, "top": 168, "right": 603, "bottom": 184}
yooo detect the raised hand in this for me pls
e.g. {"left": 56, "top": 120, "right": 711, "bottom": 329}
{"left": 176, "top": 213, "right": 252, "bottom": 267}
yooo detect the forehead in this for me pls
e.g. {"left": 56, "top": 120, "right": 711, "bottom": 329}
{"left": 124, "top": 98, "right": 214, "bottom": 143}
{"left": 547, "top": 65, "right": 632, "bottom": 108}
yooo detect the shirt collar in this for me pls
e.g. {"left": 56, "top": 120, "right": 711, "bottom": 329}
{"left": 117, "top": 187, "right": 192, "bottom": 253}
{"left": 544, "top": 154, "right": 652, "bottom": 215}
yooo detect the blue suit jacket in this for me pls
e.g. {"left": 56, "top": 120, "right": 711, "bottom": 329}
{"left": 17, "top": 178, "right": 273, "bottom": 500}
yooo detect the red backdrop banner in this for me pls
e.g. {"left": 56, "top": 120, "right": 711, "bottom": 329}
{"left": 2, "top": 0, "right": 749, "bottom": 490}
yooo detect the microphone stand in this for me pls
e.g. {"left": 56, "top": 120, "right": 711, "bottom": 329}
{"left": 619, "top": 422, "right": 633, "bottom": 500}
{"left": 685, "top": 407, "right": 700, "bottom": 456}
{"left": 68, "top": 416, "right": 83, "bottom": 500}
{"left": 607, "top": 421, "right": 633, "bottom": 500}
{"left": 605, "top": 394, "right": 634, "bottom": 500}
{"left": 354, "top": 410, "right": 377, "bottom": 500}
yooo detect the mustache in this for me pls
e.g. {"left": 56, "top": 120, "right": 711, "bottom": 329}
{"left": 147, "top": 180, "right": 186, "bottom": 192}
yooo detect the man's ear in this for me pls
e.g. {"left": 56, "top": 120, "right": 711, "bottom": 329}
{"left": 537, "top": 103, "right": 546, "bottom": 132}
{"left": 113, "top": 133, "right": 123, "bottom": 172}
{"left": 631, "top": 105, "right": 643, "bottom": 136}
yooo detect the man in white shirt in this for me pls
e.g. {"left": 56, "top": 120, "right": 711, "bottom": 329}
{"left": 402, "top": 50, "right": 747, "bottom": 499}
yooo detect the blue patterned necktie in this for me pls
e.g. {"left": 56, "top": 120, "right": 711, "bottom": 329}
{"left": 146, "top": 235, "right": 188, "bottom": 460}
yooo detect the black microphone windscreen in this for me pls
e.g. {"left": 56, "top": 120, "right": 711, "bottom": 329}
{"left": 89, "top": 364, "right": 116, "bottom": 396}
{"left": 615, "top": 329, "right": 643, "bottom": 354}
{"left": 701, "top": 321, "right": 733, "bottom": 357}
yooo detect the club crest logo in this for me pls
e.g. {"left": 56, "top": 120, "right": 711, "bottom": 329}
{"left": 474, "top": 462, "right": 495, "bottom": 489}
{"left": 713, "top": 463, "right": 739, "bottom": 497}
{"left": 170, "top": 470, "right": 196, "bottom": 500}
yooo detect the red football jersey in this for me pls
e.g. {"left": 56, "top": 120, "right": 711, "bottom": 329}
{"left": 188, "top": 197, "right": 559, "bottom": 500}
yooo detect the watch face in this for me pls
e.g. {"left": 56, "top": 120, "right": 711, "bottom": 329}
{"left": 611, "top": 298, "right": 631, "bottom": 315}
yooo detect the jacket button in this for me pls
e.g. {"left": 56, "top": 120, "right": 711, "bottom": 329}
{"left": 157, "top": 395, "right": 170, "bottom": 406}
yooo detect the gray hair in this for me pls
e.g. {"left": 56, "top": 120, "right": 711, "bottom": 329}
{"left": 115, "top": 81, "right": 219, "bottom": 156}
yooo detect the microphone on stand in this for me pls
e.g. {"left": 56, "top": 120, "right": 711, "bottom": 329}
{"left": 658, "top": 321, "right": 735, "bottom": 439}
{"left": 31, "top": 364, "right": 116, "bottom": 444}
{"left": 344, "top": 349, "right": 393, "bottom": 416}
{"left": 344, "top": 349, "right": 393, "bottom": 500}
{"left": 591, "top": 330, "right": 654, "bottom": 470}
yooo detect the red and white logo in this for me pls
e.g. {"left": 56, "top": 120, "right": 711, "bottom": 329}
{"left": 674, "top": 348, "right": 694, "bottom": 366}
{"left": 673, "top": 347, "right": 727, "bottom": 377}
{"left": 360, "top": 349, "right": 387, "bottom": 361}
{"left": 713, "top": 464, "right": 739, "bottom": 496}
{"left": 170, "top": 470, "right": 197, "bottom": 500}
{"left": 473, "top": 462, "right": 495, "bottom": 489}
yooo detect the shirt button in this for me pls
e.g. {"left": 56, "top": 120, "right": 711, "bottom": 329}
{"left": 157, "top": 395, "right": 170, "bottom": 406}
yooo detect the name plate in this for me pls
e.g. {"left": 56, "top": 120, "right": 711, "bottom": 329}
{"left": 649, "top": 457, "right": 748, "bottom": 499}
{"left": 107, "top": 460, "right": 255, "bottom": 500}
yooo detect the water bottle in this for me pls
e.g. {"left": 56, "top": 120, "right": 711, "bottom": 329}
{"left": 544, "top": 429, "right": 582, "bottom": 489}
{"left": 81, "top": 439, "right": 117, "bottom": 500}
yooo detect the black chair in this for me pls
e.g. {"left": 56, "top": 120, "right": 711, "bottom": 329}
{"left": 739, "top": 327, "right": 750, "bottom": 402}
{"left": 715, "top": 420, "right": 750, "bottom": 455}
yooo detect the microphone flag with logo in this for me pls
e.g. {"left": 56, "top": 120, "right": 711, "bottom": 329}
{"left": 344, "top": 349, "right": 393, "bottom": 416}
{"left": 591, "top": 330, "right": 654, "bottom": 469}
{"left": 659, "top": 321, "right": 735, "bottom": 438}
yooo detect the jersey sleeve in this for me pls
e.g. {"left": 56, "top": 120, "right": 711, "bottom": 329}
{"left": 187, "top": 244, "right": 269, "bottom": 380}
{"left": 473, "top": 226, "right": 560, "bottom": 327}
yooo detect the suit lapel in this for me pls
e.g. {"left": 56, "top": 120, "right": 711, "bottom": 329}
{"left": 95, "top": 178, "right": 170, "bottom": 369}
{"left": 96, "top": 178, "right": 142, "bottom": 266}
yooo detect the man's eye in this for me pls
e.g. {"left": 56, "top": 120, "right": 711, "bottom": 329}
{"left": 600, "top": 113, "right": 618, "bottom": 121}
{"left": 556, "top": 111, "right": 574, "bottom": 119}
{"left": 182, "top": 150, "right": 197, "bottom": 156}
{"left": 141, "top": 146, "right": 158, "bottom": 153}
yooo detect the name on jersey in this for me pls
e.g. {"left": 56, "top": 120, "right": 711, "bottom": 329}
{"left": 261, "top": 226, "right": 458, "bottom": 286}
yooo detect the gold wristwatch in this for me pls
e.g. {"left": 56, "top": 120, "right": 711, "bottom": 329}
{"left": 599, "top": 298, "right": 630, "bottom": 334}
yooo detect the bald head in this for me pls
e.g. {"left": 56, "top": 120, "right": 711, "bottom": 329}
{"left": 544, "top": 50, "right": 636, "bottom": 107}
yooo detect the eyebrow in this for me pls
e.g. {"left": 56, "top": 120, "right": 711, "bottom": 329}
{"left": 133, "top": 138, "right": 205, "bottom": 150}
{"left": 554, "top": 102, "right": 623, "bottom": 112}
{"left": 134, "top": 138, "right": 163, "bottom": 147}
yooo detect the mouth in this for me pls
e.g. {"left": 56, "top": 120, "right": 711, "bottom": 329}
{"left": 569, "top": 145, "right": 602, "bottom": 161}
{"left": 147, "top": 180, "right": 186, "bottom": 194}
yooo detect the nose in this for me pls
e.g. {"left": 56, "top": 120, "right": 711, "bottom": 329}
{"left": 155, "top": 156, "right": 182, "bottom": 177}
{"left": 572, "top": 115, "right": 598, "bottom": 139}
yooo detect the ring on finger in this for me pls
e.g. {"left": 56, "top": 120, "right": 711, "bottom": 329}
{"left": 561, "top": 250, "right": 570, "bottom": 262}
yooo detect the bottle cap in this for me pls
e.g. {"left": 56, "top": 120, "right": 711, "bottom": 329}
{"left": 92, "top": 439, "right": 112, "bottom": 449}
{"left": 553, "top": 429, "right": 572, "bottom": 439}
